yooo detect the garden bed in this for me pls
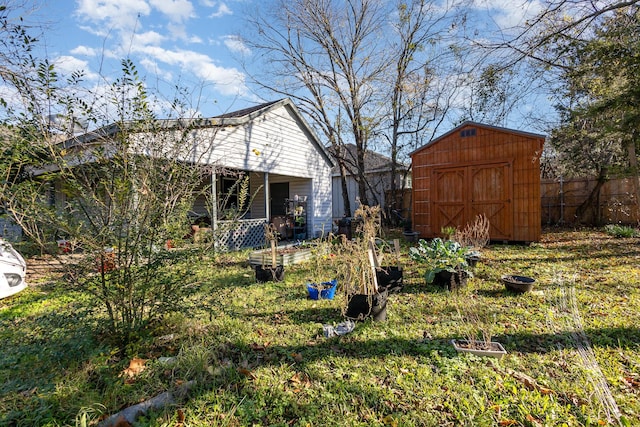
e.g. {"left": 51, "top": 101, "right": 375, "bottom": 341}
{"left": 247, "top": 244, "right": 313, "bottom": 266}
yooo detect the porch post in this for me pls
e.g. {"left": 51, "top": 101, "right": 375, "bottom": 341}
{"left": 264, "top": 172, "right": 270, "bottom": 221}
{"left": 211, "top": 172, "right": 218, "bottom": 248}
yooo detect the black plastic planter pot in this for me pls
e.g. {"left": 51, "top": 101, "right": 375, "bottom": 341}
{"left": 502, "top": 275, "right": 535, "bottom": 293}
{"left": 255, "top": 265, "right": 285, "bottom": 283}
{"left": 345, "top": 290, "right": 388, "bottom": 321}
{"left": 465, "top": 255, "right": 480, "bottom": 268}
{"left": 376, "top": 266, "right": 403, "bottom": 293}
{"left": 432, "top": 270, "right": 468, "bottom": 290}
{"left": 402, "top": 231, "right": 419, "bottom": 243}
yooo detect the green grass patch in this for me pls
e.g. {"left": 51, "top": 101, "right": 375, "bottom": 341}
{"left": 1, "top": 229, "right": 639, "bottom": 426}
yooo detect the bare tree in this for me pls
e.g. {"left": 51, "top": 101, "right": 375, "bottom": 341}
{"left": 243, "top": 0, "right": 411, "bottom": 213}
{"left": 242, "top": 0, "right": 470, "bottom": 217}
{"left": 382, "top": 0, "right": 467, "bottom": 216}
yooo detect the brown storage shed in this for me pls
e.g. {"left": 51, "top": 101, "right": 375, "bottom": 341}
{"left": 410, "top": 122, "right": 545, "bottom": 242}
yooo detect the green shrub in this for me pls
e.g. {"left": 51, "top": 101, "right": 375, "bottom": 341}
{"left": 604, "top": 224, "right": 638, "bottom": 238}
{"left": 409, "top": 237, "right": 472, "bottom": 284}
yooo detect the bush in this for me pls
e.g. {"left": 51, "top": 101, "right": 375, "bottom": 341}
{"left": 409, "top": 237, "right": 472, "bottom": 284}
{"left": 604, "top": 224, "right": 638, "bottom": 238}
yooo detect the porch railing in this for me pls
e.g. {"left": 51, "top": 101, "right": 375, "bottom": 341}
{"left": 216, "top": 218, "right": 268, "bottom": 250}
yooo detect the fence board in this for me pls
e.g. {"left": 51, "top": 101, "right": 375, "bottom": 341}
{"left": 541, "top": 177, "right": 639, "bottom": 225}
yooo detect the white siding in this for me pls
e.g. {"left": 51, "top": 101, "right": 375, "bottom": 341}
{"left": 198, "top": 105, "right": 333, "bottom": 237}
{"left": 332, "top": 175, "right": 360, "bottom": 219}
{"left": 127, "top": 101, "right": 333, "bottom": 236}
{"left": 249, "top": 172, "right": 266, "bottom": 218}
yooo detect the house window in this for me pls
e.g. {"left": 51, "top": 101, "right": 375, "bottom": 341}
{"left": 460, "top": 128, "right": 476, "bottom": 137}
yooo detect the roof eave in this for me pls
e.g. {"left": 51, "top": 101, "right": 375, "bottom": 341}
{"left": 410, "top": 121, "right": 546, "bottom": 157}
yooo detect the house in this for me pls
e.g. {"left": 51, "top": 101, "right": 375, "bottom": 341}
{"left": 410, "top": 121, "right": 545, "bottom": 242}
{"left": 49, "top": 98, "right": 334, "bottom": 249}
{"left": 330, "top": 143, "right": 411, "bottom": 221}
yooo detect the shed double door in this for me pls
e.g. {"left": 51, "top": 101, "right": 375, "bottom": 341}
{"left": 432, "top": 163, "right": 512, "bottom": 240}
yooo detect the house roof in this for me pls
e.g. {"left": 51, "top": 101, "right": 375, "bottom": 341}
{"left": 58, "top": 98, "right": 334, "bottom": 167}
{"left": 410, "top": 121, "right": 546, "bottom": 157}
{"left": 330, "top": 143, "right": 409, "bottom": 177}
{"left": 215, "top": 100, "right": 281, "bottom": 118}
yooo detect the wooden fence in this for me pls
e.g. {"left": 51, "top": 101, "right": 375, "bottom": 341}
{"left": 541, "top": 177, "right": 639, "bottom": 225}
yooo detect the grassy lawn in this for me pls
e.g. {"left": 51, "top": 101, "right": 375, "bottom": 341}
{"left": 1, "top": 228, "right": 639, "bottom": 426}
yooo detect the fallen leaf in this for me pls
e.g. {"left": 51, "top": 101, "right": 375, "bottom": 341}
{"left": 121, "top": 358, "right": 148, "bottom": 378}
{"left": 238, "top": 367, "right": 256, "bottom": 379}
{"left": 292, "top": 352, "right": 303, "bottom": 362}
{"left": 250, "top": 342, "right": 266, "bottom": 351}
{"left": 499, "top": 420, "right": 517, "bottom": 426}
{"left": 539, "top": 387, "right": 555, "bottom": 395}
{"left": 176, "top": 408, "right": 185, "bottom": 426}
{"left": 290, "top": 373, "right": 302, "bottom": 384}
{"left": 526, "top": 414, "right": 542, "bottom": 425}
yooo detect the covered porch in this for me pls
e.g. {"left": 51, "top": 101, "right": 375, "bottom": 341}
{"left": 191, "top": 170, "right": 314, "bottom": 250}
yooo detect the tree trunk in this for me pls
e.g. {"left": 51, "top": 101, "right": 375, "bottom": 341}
{"left": 356, "top": 142, "right": 369, "bottom": 206}
{"left": 575, "top": 167, "right": 608, "bottom": 225}
{"left": 338, "top": 160, "right": 352, "bottom": 217}
{"left": 389, "top": 133, "right": 398, "bottom": 215}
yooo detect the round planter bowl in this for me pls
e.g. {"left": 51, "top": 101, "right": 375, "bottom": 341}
{"left": 502, "top": 275, "right": 535, "bottom": 293}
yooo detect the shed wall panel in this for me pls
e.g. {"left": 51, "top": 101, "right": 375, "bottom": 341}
{"left": 410, "top": 123, "right": 544, "bottom": 242}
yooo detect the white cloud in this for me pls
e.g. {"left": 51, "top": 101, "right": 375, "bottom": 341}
{"left": 149, "top": 0, "right": 194, "bottom": 23}
{"left": 70, "top": 45, "right": 98, "bottom": 57}
{"left": 53, "top": 56, "right": 99, "bottom": 80}
{"left": 132, "top": 45, "right": 248, "bottom": 96}
{"left": 472, "top": 0, "right": 544, "bottom": 29}
{"left": 75, "top": 0, "right": 151, "bottom": 33}
{"left": 132, "top": 30, "right": 166, "bottom": 46}
{"left": 209, "top": 2, "right": 232, "bottom": 18}
{"left": 139, "top": 57, "right": 174, "bottom": 81}
{"left": 222, "top": 35, "right": 250, "bottom": 55}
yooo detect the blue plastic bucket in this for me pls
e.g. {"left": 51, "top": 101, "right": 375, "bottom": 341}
{"left": 306, "top": 279, "right": 338, "bottom": 300}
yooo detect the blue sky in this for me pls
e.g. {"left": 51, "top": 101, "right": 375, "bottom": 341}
{"left": 23, "top": 0, "right": 552, "bottom": 131}
{"left": 37, "top": 0, "right": 255, "bottom": 117}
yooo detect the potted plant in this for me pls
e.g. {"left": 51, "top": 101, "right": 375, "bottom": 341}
{"left": 451, "top": 336, "right": 507, "bottom": 359}
{"left": 305, "top": 234, "right": 338, "bottom": 300}
{"left": 335, "top": 205, "right": 388, "bottom": 321}
{"left": 451, "top": 290, "right": 506, "bottom": 359}
{"left": 402, "top": 219, "right": 419, "bottom": 242}
{"left": 452, "top": 214, "right": 490, "bottom": 268}
{"left": 375, "top": 238, "right": 403, "bottom": 294}
{"left": 409, "top": 237, "right": 473, "bottom": 290}
{"left": 306, "top": 279, "right": 338, "bottom": 300}
{"left": 255, "top": 223, "right": 285, "bottom": 282}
